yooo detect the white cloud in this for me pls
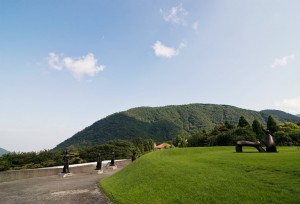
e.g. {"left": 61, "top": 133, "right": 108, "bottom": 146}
{"left": 192, "top": 21, "right": 199, "bottom": 32}
{"left": 48, "top": 52, "right": 62, "bottom": 70}
{"left": 152, "top": 41, "right": 177, "bottom": 58}
{"left": 160, "top": 4, "right": 188, "bottom": 25}
{"left": 152, "top": 41, "right": 186, "bottom": 58}
{"left": 48, "top": 53, "right": 105, "bottom": 79}
{"left": 271, "top": 54, "right": 295, "bottom": 68}
{"left": 275, "top": 97, "right": 300, "bottom": 115}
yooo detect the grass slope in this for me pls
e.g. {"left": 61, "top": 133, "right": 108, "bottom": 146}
{"left": 100, "top": 147, "right": 300, "bottom": 204}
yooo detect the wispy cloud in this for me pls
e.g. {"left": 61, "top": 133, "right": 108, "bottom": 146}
{"left": 152, "top": 41, "right": 186, "bottom": 58}
{"left": 48, "top": 53, "right": 105, "bottom": 79}
{"left": 48, "top": 53, "right": 62, "bottom": 70}
{"left": 192, "top": 21, "right": 200, "bottom": 33}
{"left": 271, "top": 54, "right": 295, "bottom": 68}
{"left": 160, "top": 4, "right": 188, "bottom": 25}
{"left": 275, "top": 97, "right": 300, "bottom": 115}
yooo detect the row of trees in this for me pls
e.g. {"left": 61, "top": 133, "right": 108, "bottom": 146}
{"left": 173, "top": 116, "right": 300, "bottom": 147}
{"left": 0, "top": 138, "right": 154, "bottom": 171}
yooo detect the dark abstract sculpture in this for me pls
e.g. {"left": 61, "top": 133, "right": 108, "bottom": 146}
{"left": 110, "top": 151, "right": 115, "bottom": 166}
{"left": 236, "top": 141, "right": 265, "bottom": 152}
{"left": 96, "top": 153, "right": 102, "bottom": 170}
{"left": 236, "top": 130, "right": 277, "bottom": 153}
{"left": 263, "top": 131, "right": 277, "bottom": 152}
{"left": 131, "top": 150, "right": 136, "bottom": 162}
{"left": 62, "top": 150, "right": 70, "bottom": 173}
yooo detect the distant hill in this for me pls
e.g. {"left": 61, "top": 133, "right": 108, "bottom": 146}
{"left": 297, "top": 114, "right": 300, "bottom": 118}
{"left": 260, "top": 109, "right": 300, "bottom": 123}
{"left": 54, "top": 104, "right": 300, "bottom": 149}
{"left": 0, "top": 148, "right": 10, "bottom": 155}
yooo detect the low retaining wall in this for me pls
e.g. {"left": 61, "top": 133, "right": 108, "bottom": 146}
{"left": 0, "top": 160, "right": 129, "bottom": 183}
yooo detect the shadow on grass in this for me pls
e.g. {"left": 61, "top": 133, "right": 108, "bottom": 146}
{"left": 233, "top": 151, "right": 279, "bottom": 153}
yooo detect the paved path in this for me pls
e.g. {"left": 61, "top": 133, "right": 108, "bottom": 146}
{"left": 0, "top": 161, "right": 130, "bottom": 204}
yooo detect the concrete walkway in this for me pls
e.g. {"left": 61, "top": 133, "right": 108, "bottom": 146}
{"left": 0, "top": 160, "right": 130, "bottom": 204}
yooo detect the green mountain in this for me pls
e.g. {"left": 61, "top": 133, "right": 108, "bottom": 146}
{"left": 0, "top": 147, "right": 10, "bottom": 155}
{"left": 260, "top": 109, "right": 300, "bottom": 123}
{"left": 54, "top": 104, "right": 300, "bottom": 149}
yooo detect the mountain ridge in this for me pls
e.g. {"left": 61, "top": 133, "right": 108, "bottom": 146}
{"left": 0, "top": 147, "right": 10, "bottom": 155}
{"left": 54, "top": 103, "right": 300, "bottom": 149}
{"left": 260, "top": 109, "right": 300, "bottom": 122}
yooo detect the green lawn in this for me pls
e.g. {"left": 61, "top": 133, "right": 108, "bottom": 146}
{"left": 99, "top": 146, "right": 300, "bottom": 204}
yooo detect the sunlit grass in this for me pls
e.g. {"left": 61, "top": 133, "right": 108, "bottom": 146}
{"left": 100, "top": 146, "right": 300, "bottom": 204}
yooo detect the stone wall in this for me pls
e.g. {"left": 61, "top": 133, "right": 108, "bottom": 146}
{"left": 0, "top": 160, "right": 129, "bottom": 183}
{"left": 0, "top": 164, "right": 95, "bottom": 183}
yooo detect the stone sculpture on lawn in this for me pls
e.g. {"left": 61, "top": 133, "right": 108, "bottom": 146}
{"left": 110, "top": 151, "right": 115, "bottom": 166}
{"left": 236, "top": 130, "right": 277, "bottom": 153}
{"left": 62, "top": 150, "right": 70, "bottom": 173}
{"left": 96, "top": 153, "right": 102, "bottom": 170}
{"left": 131, "top": 150, "right": 136, "bottom": 162}
{"left": 263, "top": 130, "right": 277, "bottom": 152}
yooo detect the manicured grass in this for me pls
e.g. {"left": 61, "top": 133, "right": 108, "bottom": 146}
{"left": 99, "top": 146, "right": 300, "bottom": 204}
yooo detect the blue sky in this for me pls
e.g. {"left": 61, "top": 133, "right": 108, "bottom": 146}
{"left": 1, "top": 0, "right": 299, "bottom": 152}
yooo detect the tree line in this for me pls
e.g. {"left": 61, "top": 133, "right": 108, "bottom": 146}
{"left": 1, "top": 115, "right": 299, "bottom": 171}
{"left": 172, "top": 116, "right": 300, "bottom": 147}
{"left": 0, "top": 138, "right": 154, "bottom": 171}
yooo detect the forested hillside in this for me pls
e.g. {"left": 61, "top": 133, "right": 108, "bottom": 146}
{"left": 54, "top": 104, "right": 300, "bottom": 149}
{"left": 260, "top": 109, "right": 300, "bottom": 122}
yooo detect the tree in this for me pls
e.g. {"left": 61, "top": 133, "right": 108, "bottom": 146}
{"left": 267, "top": 116, "right": 278, "bottom": 134}
{"left": 172, "top": 135, "right": 181, "bottom": 147}
{"left": 0, "top": 155, "right": 11, "bottom": 171}
{"left": 252, "top": 120, "right": 265, "bottom": 140}
{"left": 215, "top": 132, "right": 234, "bottom": 146}
{"left": 238, "top": 116, "right": 250, "bottom": 128}
{"left": 233, "top": 127, "right": 257, "bottom": 142}
{"left": 224, "top": 121, "right": 235, "bottom": 129}
{"left": 131, "top": 138, "right": 146, "bottom": 154}
{"left": 188, "top": 131, "right": 208, "bottom": 147}
{"left": 144, "top": 139, "right": 155, "bottom": 152}
{"left": 178, "top": 137, "right": 188, "bottom": 147}
{"left": 273, "top": 131, "right": 292, "bottom": 146}
{"left": 172, "top": 135, "right": 188, "bottom": 147}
